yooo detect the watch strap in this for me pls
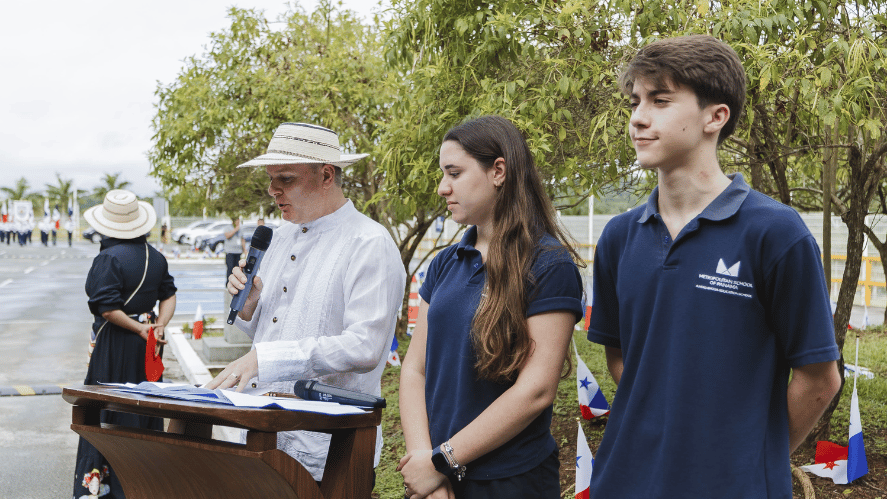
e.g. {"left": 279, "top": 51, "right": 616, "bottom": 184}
{"left": 431, "top": 446, "right": 454, "bottom": 476}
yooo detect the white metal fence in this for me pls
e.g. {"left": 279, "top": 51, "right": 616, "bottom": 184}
{"left": 415, "top": 213, "right": 887, "bottom": 309}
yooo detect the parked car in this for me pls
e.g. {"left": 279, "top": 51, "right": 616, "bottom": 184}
{"left": 199, "top": 233, "right": 227, "bottom": 254}
{"left": 83, "top": 227, "right": 151, "bottom": 243}
{"left": 183, "top": 220, "right": 230, "bottom": 247}
{"left": 171, "top": 220, "right": 214, "bottom": 244}
{"left": 198, "top": 222, "right": 277, "bottom": 253}
{"left": 241, "top": 222, "right": 277, "bottom": 245}
{"left": 83, "top": 227, "right": 103, "bottom": 243}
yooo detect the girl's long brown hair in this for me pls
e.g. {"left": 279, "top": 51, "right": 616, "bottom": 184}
{"left": 443, "top": 115, "right": 582, "bottom": 384}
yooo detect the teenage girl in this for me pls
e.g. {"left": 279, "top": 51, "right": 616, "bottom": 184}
{"left": 398, "top": 115, "right": 584, "bottom": 499}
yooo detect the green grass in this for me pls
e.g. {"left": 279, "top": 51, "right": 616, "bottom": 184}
{"left": 373, "top": 328, "right": 887, "bottom": 498}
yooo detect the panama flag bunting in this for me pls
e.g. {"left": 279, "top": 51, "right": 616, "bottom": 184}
{"left": 575, "top": 422, "right": 594, "bottom": 499}
{"left": 192, "top": 303, "right": 205, "bottom": 340}
{"left": 574, "top": 341, "right": 610, "bottom": 419}
{"left": 800, "top": 337, "right": 868, "bottom": 484}
{"left": 387, "top": 335, "right": 401, "bottom": 366}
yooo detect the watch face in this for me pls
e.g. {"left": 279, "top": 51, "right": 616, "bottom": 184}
{"left": 431, "top": 448, "right": 451, "bottom": 475}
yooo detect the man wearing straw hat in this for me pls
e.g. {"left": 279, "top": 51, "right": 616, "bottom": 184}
{"left": 206, "top": 123, "right": 406, "bottom": 487}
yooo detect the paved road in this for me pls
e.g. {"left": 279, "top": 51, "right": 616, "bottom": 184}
{"left": 0, "top": 241, "right": 223, "bottom": 497}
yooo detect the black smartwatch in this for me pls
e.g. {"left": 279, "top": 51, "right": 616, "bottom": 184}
{"left": 431, "top": 446, "right": 454, "bottom": 476}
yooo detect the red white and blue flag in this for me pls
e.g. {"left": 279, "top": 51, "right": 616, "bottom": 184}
{"left": 800, "top": 338, "right": 868, "bottom": 484}
{"left": 575, "top": 421, "right": 593, "bottom": 499}
{"left": 575, "top": 342, "right": 609, "bottom": 419}
{"left": 387, "top": 335, "right": 401, "bottom": 366}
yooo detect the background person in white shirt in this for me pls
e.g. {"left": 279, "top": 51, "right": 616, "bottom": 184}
{"left": 206, "top": 123, "right": 407, "bottom": 484}
{"left": 222, "top": 216, "right": 244, "bottom": 283}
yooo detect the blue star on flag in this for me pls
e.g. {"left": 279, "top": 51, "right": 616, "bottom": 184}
{"left": 579, "top": 377, "right": 591, "bottom": 390}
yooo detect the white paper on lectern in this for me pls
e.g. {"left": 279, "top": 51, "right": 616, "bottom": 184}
{"left": 100, "top": 382, "right": 367, "bottom": 415}
{"left": 221, "top": 389, "right": 366, "bottom": 415}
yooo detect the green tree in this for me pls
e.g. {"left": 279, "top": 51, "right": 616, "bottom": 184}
{"left": 380, "top": 0, "right": 638, "bottom": 216}
{"left": 149, "top": 3, "right": 442, "bottom": 334}
{"left": 1, "top": 177, "right": 42, "bottom": 215}
{"left": 91, "top": 172, "right": 132, "bottom": 201}
{"left": 384, "top": 0, "right": 887, "bottom": 445}
{"left": 45, "top": 173, "right": 74, "bottom": 217}
{"left": 1, "top": 177, "right": 38, "bottom": 201}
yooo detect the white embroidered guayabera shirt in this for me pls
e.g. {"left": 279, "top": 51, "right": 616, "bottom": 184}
{"left": 235, "top": 200, "right": 406, "bottom": 480}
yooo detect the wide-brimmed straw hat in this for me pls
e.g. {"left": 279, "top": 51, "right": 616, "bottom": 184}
{"left": 84, "top": 189, "right": 156, "bottom": 239}
{"left": 237, "top": 122, "right": 369, "bottom": 169}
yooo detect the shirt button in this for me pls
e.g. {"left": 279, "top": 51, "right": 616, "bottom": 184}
{"left": 251, "top": 382, "right": 257, "bottom": 388}
{"left": 272, "top": 317, "right": 278, "bottom": 323}
{"left": 283, "top": 286, "right": 287, "bottom": 293}
{"left": 291, "top": 255, "right": 296, "bottom": 261}
{"left": 301, "top": 227, "right": 308, "bottom": 233}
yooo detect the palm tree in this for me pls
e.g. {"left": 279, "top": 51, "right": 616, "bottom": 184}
{"left": 0, "top": 177, "right": 42, "bottom": 215}
{"left": 92, "top": 172, "right": 131, "bottom": 201}
{"left": 45, "top": 173, "right": 74, "bottom": 216}
{"left": 0, "top": 177, "right": 38, "bottom": 201}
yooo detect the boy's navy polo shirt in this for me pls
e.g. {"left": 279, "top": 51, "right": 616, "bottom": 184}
{"left": 419, "top": 226, "right": 583, "bottom": 480}
{"left": 588, "top": 174, "right": 839, "bottom": 498}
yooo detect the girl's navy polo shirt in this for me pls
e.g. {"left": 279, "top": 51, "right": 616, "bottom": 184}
{"left": 419, "top": 226, "right": 583, "bottom": 479}
{"left": 588, "top": 174, "right": 840, "bottom": 498}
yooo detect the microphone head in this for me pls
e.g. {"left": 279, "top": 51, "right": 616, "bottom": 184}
{"left": 293, "top": 379, "right": 313, "bottom": 396}
{"left": 250, "top": 225, "right": 273, "bottom": 251}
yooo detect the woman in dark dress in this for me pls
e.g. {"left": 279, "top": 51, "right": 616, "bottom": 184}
{"left": 72, "top": 190, "right": 177, "bottom": 499}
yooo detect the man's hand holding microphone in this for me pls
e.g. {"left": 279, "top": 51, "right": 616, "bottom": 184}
{"left": 205, "top": 225, "right": 273, "bottom": 392}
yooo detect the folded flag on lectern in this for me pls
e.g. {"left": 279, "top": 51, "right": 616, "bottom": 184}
{"left": 387, "top": 335, "right": 401, "bottom": 366}
{"left": 575, "top": 342, "right": 609, "bottom": 419}
{"left": 192, "top": 304, "right": 205, "bottom": 339}
{"left": 575, "top": 422, "right": 593, "bottom": 499}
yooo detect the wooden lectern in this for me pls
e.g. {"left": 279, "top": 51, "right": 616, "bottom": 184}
{"left": 63, "top": 385, "right": 382, "bottom": 499}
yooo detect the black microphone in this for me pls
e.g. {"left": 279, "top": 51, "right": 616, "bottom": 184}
{"left": 227, "top": 225, "right": 273, "bottom": 324}
{"left": 293, "top": 380, "right": 387, "bottom": 408}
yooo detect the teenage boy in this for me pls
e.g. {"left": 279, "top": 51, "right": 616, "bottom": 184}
{"left": 587, "top": 35, "right": 842, "bottom": 498}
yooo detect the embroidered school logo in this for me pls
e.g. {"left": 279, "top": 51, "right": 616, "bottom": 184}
{"left": 696, "top": 258, "right": 753, "bottom": 299}
{"left": 716, "top": 259, "right": 741, "bottom": 277}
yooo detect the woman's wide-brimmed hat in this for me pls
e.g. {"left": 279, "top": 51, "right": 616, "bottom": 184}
{"left": 237, "top": 122, "right": 369, "bottom": 169}
{"left": 83, "top": 189, "right": 156, "bottom": 239}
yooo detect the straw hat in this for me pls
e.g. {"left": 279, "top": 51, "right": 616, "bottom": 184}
{"left": 237, "top": 122, "right": 368, "bottom": 169}
{"left": 84, "top": 190, "right": 156, "bottom": 239}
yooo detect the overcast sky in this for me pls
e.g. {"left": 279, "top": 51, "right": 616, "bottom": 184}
{"left": 0, "top": 0, "right": 382, "bottom": 198}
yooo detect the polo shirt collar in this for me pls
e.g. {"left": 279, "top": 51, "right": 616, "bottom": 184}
{"left": 454, "top": 225, "right": 479, "bottom": 259}
{"left": 637, "top": 173, "right": 750, "bottom": 224}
